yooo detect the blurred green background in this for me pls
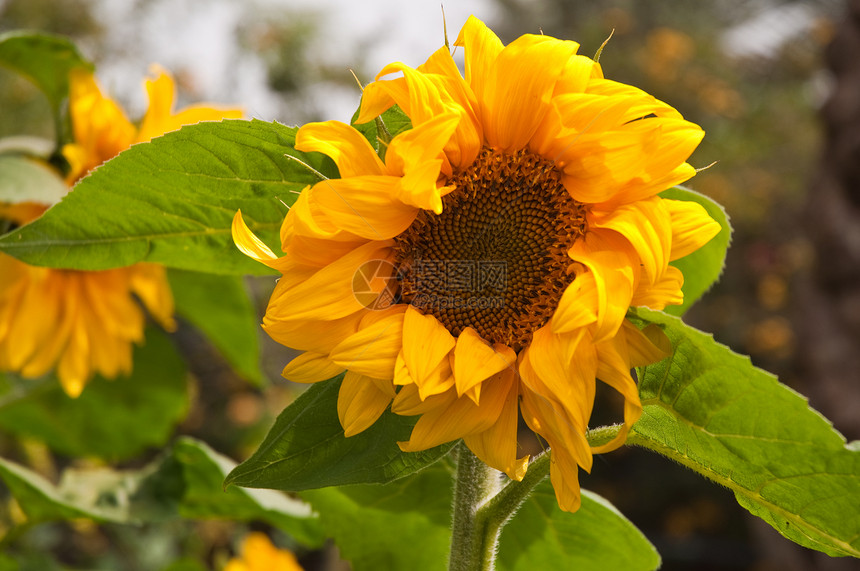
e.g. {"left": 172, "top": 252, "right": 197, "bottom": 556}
{"left": 1, "top": 0, "right": 856, "bottom": 569}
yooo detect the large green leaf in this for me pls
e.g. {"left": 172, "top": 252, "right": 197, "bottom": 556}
{"left": 0, "top": 119, "right": 336, "bottom": 274}
{"left": 631, "top": 309, "right": 860, "bottom": 557}
{"left": 299, "top": 462, "right": 453, "bottom": 571}
{"left": 301, "top": 459, "right": 658, "bottom": 571}
{"left": 0, "top": 31, "right": 92, "bottom": 143}
{"left": 0, "top": 437, "right": 322, "bottom": 545}
{"left": 165, "top": 437, "right": 323, "bottom": 546}
{"left": 0, "top": 327, "right": 188, "bottom": 460}
{"left": 660, "top": 186, "right": 731, "bottom": 316}
{"left": 0, "top": 155, "right": 67, "bottom": 206}
{"left": 225, "top": 376, "right": 454, "bottom": 491}
{"left": 498, "top": 486, "right": 660, "bottom": 571}
{"left": 168, "top": 269, "right": 263, "bottom": 385}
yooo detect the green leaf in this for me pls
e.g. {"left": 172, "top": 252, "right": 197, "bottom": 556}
{"left": 225, "top": 376, "right": 454, "bottom": 491}
{"left": 0, "top": 458, "right": 97, "bottom": 523}
{"left": 660, "top": 186, "right": 731, "bottom": 316}
{"left": 498, "top": 486, "right": 660, "bottom": 571}
{"left": 168, "top": 269, "right": 263, "bottom": 385}
{"left": 0, "top": 119, "right": 337, "bottom": 274}
{"left": 631, "top": 309, "right": 860, "bottom": 557}
{"left": 299, "top": 461, "right": 453, "bottom": 571}
{"left": 0, "top": 155, "right": 67, "bottom": 207}
{"left": 0, "top": 327, "right": 188, "bottom": 461}
{"left": 0, "top": 31, "right": 93, "bottom": 143}
{"left": 168, "top": 437, "right": 324, "bottom": 547}
{"left": 300, "top": 459, "right": 658, "bottom": 571}
{"left": 0, "top": 437, "right": 321, "bottom": 543}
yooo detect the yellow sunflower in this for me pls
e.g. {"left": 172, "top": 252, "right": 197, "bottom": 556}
{"left": 233, "top": 16, "right": 721, "bottom": 511}
{"left": 0, "top": 66, "right": 242, "bottom": 397}
{"left": 223, "top": 532, "right": 303, "bottom": 571}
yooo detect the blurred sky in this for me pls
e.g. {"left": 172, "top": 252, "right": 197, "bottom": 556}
{"left": 85, "top": 0, "right": 498, "bottom": 122}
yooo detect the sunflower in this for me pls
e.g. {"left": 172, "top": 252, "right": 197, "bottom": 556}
{"left": 0, "top": 66, "right": 242, "bottom": 397}
{"left": 233, "top": 16, "right": 721, "bottom": 511}
{"left": 223, "top": 532, "right": 304, "bottom": 571}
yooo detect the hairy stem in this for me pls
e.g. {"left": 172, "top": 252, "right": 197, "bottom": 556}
{"left": 448, "top": 442, "right": 500, "bottom": 571}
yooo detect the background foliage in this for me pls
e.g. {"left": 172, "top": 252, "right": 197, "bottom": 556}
{"left": 0, "top": 1, "right": 855, "bottom": 570}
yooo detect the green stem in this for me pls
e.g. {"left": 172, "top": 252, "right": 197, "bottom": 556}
{"left": 448, "top": 442, "right": 499, "bottom": 571}
{"left": 447, "top": 424, "right": 625, "bottom": 570}
{"left": 473, "top": 451, "right": 551, "bottom": 563}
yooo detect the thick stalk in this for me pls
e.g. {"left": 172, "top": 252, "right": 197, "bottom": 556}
{"left": 448, "top": 442, "right": 499, "bottom": 571}
{"left": 447, "top": 425, "right": 624, "bottom": 570}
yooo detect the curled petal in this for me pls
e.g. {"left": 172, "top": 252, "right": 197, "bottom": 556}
{"left": 295, "top": 120, "right": 385, "bottom": 177}
{"left": 663, "top": 197, "right": 723, "bottom": 261}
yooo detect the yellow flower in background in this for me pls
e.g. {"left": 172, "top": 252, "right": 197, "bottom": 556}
{"left": 233, "top": 16, "right": 721, "bottom": 511}
{"left": 223, "top": 532, "right": 303, "bottom": 571}
{"left": 62, "top": 64, "right": 243, "bottom": 183}
{"left": 0, "top": 66, "right": 242, "bottom": 397}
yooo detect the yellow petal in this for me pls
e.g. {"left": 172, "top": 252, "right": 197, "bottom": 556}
{"left": 390, "top": 381, "right": 457, "bottom": 416}
{"left": 232, "top": 210, "right": 283, "bottom": 269}
{"left": 263, "top": 312, "right": 363, "bottom": 354}
{"left": 453, "top": 327, "right": 516, "bottom": 402}
{"left": 663, "top": 197, "right": 723, "bottom": 261}
{"left": 268, "top": 240, "right": 395, "bottom": 323}
{"left": 401, "top": 306, "right": 456, "bottom": 394}
{"left": 328, "top": 306, "right": 406, "bottom": 378}
{"left": 295, "top": 120, "right": 385, "bottom": 177}
{"left": 631, "top": 264, "right": 684, "bottom": 310}
{"left": 454, "top": 16, "right": 504, "bottom": 109}
{"left": 519, "top": 376, "right": 593, "bottom": 475}
{"left": 568, "top": 232, "right": 636, "bottom": 343}
{"left": 128, "top": 263, "right": 176, "bottom": 332}
{"left": 463, "top": 369, "right": 529, "bottom": 480}
{"left": 387, "top": 112, "right": 460, "bottom": 213}
{"left": 398, "top": 366, "right": 513, "bottom": 452}
{"left": 136, "top": 65, "right": 242, "bottom": 143}
{"left": 551, "top": 271, "right": 598, "bottom": 333}
{"left": 281, "top": 352, "right": 344, "bottom": 383}
{"left": 589, "top": 197, "right": 672, "bottom": 284}
{"left": 337, "top": 370, "right": 394, "bottom": 437}
{"left": 308, "top": 176, "right": 418, "bottom": 240}
{"left": 480, "top": 33, "right": 580, "bottom": 151}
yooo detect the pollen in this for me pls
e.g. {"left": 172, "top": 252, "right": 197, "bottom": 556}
{"left": 394, "top": 147, "right": 587, "bottom": 350}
